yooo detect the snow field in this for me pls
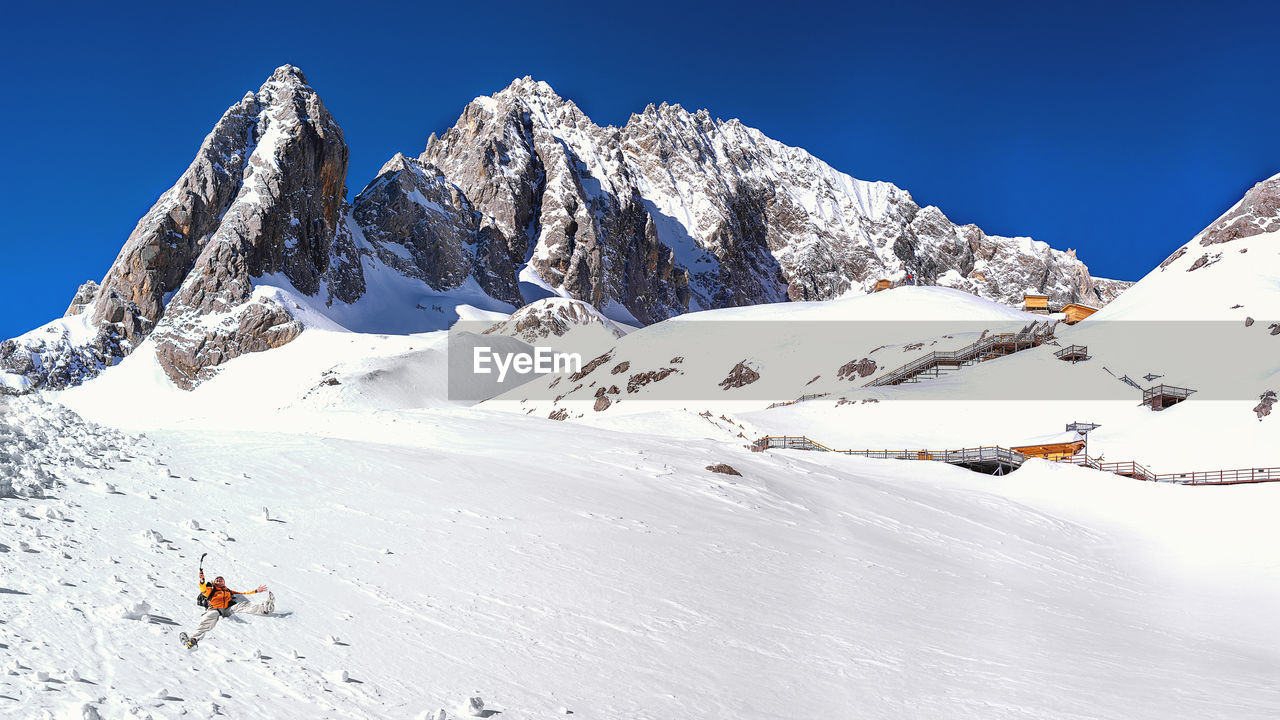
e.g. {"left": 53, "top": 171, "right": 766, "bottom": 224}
{"left": 3, "top": 396, "right": 1279, "bottom": 718}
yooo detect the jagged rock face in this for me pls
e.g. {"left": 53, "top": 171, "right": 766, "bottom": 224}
{"left": 150, "top": 65, "right": 362, "bottom": 389}
{"left": 414, "top": 80, "right": 1125, "bottom": 317}
{"left": 621, "top": 103, "right": 1127, "bottom": 308}
{"left": 352, "top": 154, "right": 521, "bottom": 305}
{"left": 90, "top": 91, "right": 263, "bottom": 342}
{"left": 64, "top": 281, "right": 99, "bottom": 317}
{"left": 421, "top": 101, "right": 542, "bottom": 263}
{"left": 422, "top": 80, "right": 690, "bottom": 324}
{"left": 3, "top": 65, "right": 367, "bottom": 393}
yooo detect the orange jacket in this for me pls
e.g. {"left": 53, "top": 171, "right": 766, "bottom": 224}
{"left": 199, "top": 576, "right": 254, "bottom": 609}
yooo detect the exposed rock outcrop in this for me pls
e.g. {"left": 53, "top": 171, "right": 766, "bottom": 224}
{"left": 719, "top": 361, "right": 761, "bottom": 390}
{"left": 837, "top": 358, "right": 878, "bottom": 381}
{"left": 353, "top": 154, "right": 520, "bottom": 306}
{"left": 482, "top": 297, "right": 624, "bottom": 346}
{"left": 5, "top": 66, "right": 366, "bottom": 391}
{"left": 422, "top": 79, "right": 691, "bottom": 324}
{"left": 64, "top": 281, "right": 100, "bottom": 317}
{"left": 1255, "top": 390, "right": 1276, "bottom": 420}
{"left": 147, "top": 65, "right": 362, "bottom": 388}
{"left": 1198, "top": 175, "right": 1280, "bottom": 246}
{"left": 0, "top": 328, "right": 126, "bottom": 391}
{"left": 706, "top": 463, "right": 742, "bottom": 476}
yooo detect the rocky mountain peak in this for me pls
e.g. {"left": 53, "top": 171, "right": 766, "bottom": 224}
{"left": 6, "top": 65, "right": 365, "bottom": 391}
{"left": 267, "top": 63, "right": 309, "bottom": 85}
{"left": 376, "top": 151, "right": 416, "bottom": 176}
{"left": 496, "top": 76, "right": 565, "bottom": 104}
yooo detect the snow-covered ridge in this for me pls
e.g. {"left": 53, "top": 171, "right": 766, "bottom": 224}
{"left": 1094, "top": 172, "right": 1280, "bottom": 322}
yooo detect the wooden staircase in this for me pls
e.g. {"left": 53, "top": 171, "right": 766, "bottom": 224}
{"left": 864, "top": 322, "right": 1055, "bottom": 387}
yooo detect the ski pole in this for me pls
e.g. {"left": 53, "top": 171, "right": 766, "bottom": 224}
{"left": 197, "top": 552, "right": 208, "bottom": 615}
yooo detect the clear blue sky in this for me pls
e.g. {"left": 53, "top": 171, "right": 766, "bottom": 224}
{"left": 3, "top": 0, "right": 1277, "bottom": 339}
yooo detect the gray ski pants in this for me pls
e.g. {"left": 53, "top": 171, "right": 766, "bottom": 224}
{"left": 190, "top": 597, "right": 272, "bottom": 641}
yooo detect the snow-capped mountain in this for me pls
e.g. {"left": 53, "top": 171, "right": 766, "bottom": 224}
{"left": 0, "top": 66, "right": 364, "bottom": 392}
{"left": 0, "top": 66, "right": 1129, "bottom": 393}
{"left": 421, "top": 77, "right": 1129, "bottom": 320}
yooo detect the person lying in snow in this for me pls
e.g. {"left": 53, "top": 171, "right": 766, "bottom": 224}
{"left": 181, "top": 569, "right": 274, "bottom": 649}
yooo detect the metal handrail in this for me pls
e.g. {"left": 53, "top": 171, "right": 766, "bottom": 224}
{"left": 755, "top": 437, "right": 1030, "bottom": 467}
{"left": 866, "top": 331, "right": 1051, "bottom": 387}
{"left": 1156, "top": 467, "right": 1280, "bottom": 485}
{"left": 1142, "top": 384, "right": 1196, "bottom": 402}
{"left": 766, "top": 393, "right": 831, "bottom": 410}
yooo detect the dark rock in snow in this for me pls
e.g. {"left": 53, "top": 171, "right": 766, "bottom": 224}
{"left": 719, "top": 361, "right": 760, "bottom": 390}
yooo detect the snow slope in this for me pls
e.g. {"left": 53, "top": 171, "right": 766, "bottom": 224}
{"left": 492, "top": 286, "right": 1054, "bottom": 420}
{"left": 1092, "top": 172, "right": 1280, "bottom": 321}
{"left": 3, "top": 395, "right": 1280, "bottom": 719}
{"left": 486, "top": 271, "right": 1277, "bottom": 475}
{"left": 7, "top": 214, "right": 1277, "bottom": 718}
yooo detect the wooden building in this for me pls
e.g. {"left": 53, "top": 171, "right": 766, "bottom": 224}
{"left": 1060, "top": 303, "right": 1098, "bottom": 324}
{"left": 1023, "top": 293, "right": 1050, "bottom": 313}
{"left": 1011, "top": 432, "right": 1086, "bottom": 462}
{"left": 873, "top": 279, "right": 893, "bottom": 292}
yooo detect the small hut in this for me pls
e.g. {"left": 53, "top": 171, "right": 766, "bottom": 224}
{"left": 873, "top": 279, "right": 893, "bottom": 293}
{"left": 1011, "top": 431, "right": 1086, "bottom": 462}
{"left": 1023, "top": 293, "right": 1050, "bottom": 313}
{"left": 1060, "top": 303, "right": 1098, "bottom": 324}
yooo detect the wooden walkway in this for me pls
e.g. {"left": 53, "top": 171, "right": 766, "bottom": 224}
{"left": 765, "top": 393, "right": 830, "bottom": 410}
{"left": 864, "top": 324, "right": 1055, "bottom": 387}
{"left": 752, "top": 435, "right": 1280, "bottom": 486}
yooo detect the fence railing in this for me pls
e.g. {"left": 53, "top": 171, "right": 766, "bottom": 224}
{"left": 1155, "top": 467, "right": 1280, "bottom": 485}
{"left": 765, "top": 393, "right": 831, "bottom": 410}
{"left": 1142, "top": 384, "right": 1195, "bottom": 402}
{"left": 753, "top": 435, "right": 1280, "bottom": 486}
{"left": 1098, "top": 460, "right": 1158, "bottom": 482}
{"left": 754, "top": 437, "right": 1029, "bottom": 466}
